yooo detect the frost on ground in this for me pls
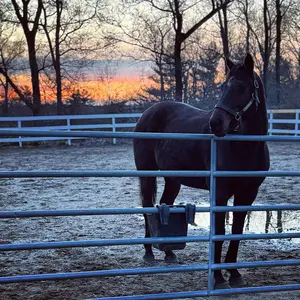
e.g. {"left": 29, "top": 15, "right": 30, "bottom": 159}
{"left": 0, "top": 141, "right": 300, "bottom": 300}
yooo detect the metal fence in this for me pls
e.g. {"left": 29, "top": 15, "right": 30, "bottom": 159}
{"left": 0, "top": 129, "right": 300, "bottom": 299}
{"left": 0, "top": 109, "right": 299, "bottom": 146}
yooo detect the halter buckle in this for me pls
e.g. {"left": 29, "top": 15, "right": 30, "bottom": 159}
{"left": 234, "top": 124, "right": 240, "bottom": 132}
{"left": 252, "top": 92, "right": 260, "bottom": 106}
{"left": 254, "top": 79, "right": 259, "bottom": 89}
{"left": 235, "top": 112, "right": 241, "bottom": 121}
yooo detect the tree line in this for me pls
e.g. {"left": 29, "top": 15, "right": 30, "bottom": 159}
{"left": 0, "top": 0, "right": 300, "bottom": 116}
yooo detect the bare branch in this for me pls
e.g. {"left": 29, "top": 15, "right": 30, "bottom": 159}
{"left": 183, "top": 0, "right": 233, "bottom": 41}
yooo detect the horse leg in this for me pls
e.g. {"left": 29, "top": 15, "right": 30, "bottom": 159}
{"left": 225, "top": 188, "right": 258, "bottom": 287}
{"left": 214, "top": 211, "right": 229, "bottom": 288}
{"left": 140, "top": 177, "right": 157, "bottom": 262}
{"left": 214, "top": 187, "right": 233, "bottom": 289}
{"left": 159, "top": 177, "right": 181, "bottom": 263}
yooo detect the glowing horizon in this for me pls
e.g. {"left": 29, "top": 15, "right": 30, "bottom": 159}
{"left": 2, "top": 74, "right": 156, "bottom": 104}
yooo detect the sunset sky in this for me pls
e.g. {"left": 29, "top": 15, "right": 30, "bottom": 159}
{"left": 8, "top": 60, "right": 155, "bottom": 104}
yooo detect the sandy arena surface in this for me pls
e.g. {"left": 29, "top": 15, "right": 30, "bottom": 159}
{"left": 0, "top": 140, "right": 300, "bottom": 300}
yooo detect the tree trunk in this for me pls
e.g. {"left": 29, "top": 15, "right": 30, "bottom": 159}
{"left": 298, "top": 56, "right": 300, "bottom": 89}
{"left": 263, "top": 0, "right": 269, "bottom": 96}
{"left": 192, "top": 70, "right": 197, "bottom": 101}
{"left": 183, "top": 71, "right": 188, "bottom": 103}
{"left": 245, "top": 0, "right": 250, "bottom": 53}
{"left": 218, "top": 4, "right": 229, "bottom": 58}
{"left": 174, "top": 40, "right": 183, "bottom": 102}
{"left": 159, "top": 64, "right": 165, "bottom": 102}
{"left": 174, "top": 0, "right": 183, "bottom": 103}
{"left": 56, "top": 0, "right": 63, "bottom": 114}
{"left": 27, "top": 37, "right": 41, "bottom": 115}
{"left": 11, "top": 0, "right": 43, "bottom": 116}
{"left": 2, "top": 77, "right": 9, "bottom": 116}
{"left": 275, "top": 0, "right": 282, "bottom": 105}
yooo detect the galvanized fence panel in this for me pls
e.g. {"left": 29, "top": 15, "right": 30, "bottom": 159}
{"left": 0, "top": 129, "right": 300, "bottom": 299}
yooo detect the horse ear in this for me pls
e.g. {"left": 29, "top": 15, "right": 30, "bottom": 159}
{"left": 225, "top": 57, "right": 234, "bottom": 72}
{"left": 244, "top": 53, "right": 254, "bottom": 72}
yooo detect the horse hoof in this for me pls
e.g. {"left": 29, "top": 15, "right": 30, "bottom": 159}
{"left": 229, "top": 276, "right": 247, "bottom": 288}
{"left": 143, "top": 254, "right": 155, "bottom": 263}
{"left": 214, "top": 282, "right": 231, "bottom": 290}
{"left": 164, "top": 254, "right": 178, "bottom": 263}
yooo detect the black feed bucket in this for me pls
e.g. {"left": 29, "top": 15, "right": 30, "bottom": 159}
{"left": 146, "top": 204, "right": 196, "bottom": 251}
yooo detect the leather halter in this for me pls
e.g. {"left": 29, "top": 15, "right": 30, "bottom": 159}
{"left": 215, "top": 78, "right": 260, "bottom": 121}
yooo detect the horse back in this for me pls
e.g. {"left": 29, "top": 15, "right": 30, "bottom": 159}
{"left": 134, "top": 102, "right": 211, "bottom": 134}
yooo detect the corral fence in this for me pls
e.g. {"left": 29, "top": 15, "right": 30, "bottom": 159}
{"left": 0, "top": 109, "right": 299, "bottom": 147}
{"left": 0, "top": 129, "right": 300, "bottom": 299}
{"left": 0, "top": 113, "right": 141, "bottom": 147}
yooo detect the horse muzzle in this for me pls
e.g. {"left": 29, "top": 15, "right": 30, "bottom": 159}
{"left": 209, "top": 108, "right": 231, "bottom": 137}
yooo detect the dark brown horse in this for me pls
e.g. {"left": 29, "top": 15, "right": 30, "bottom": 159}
{"left": 133, "top": 53, "right": 270, "bottom": 289}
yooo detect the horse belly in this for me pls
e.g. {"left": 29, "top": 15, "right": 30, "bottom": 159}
{"left": 181, "top": 177, "right": 208, "bottom": 190}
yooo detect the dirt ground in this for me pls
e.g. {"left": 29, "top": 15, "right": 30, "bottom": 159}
{"left": 0, "top": 140, "right": 300, "bottom": 300}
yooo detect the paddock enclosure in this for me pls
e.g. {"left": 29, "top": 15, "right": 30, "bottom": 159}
{"left": 1, "top": 134, "right": 300, "bottom": 299}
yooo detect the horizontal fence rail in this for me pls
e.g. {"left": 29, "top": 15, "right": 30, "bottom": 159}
{"left": 3, "top": 129, "right": 300, "bottom": 141}
{"left": 1, "top": 170, "right": 300, "bottom": 178}
{"left": 0, "top": 130, "right": 300, "bottom": 299}
{"left": 0, "top": 109, "right": 299, "bottom": 146}
{"left": 1, "top": 233, "right": 300, "bottom": 252}
{"left": 2, "top": 203, "right": 300, "bottom": 219}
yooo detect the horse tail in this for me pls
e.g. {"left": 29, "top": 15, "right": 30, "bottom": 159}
{"left": 133, "top": 103, "right": 166, "bottom": 208}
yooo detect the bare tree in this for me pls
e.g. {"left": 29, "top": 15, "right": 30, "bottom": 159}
{"left": 236, "top": 0, "right": 252, "bottom": 53}
{"left": 262, "top": 0, "right": 276, "bottom": 95}
{"left": 96, "top": 59, "right": 120, "bottom": 102}
{"left": 10, "top": 0, "right": 43, "bottom": 115}
{"left": 167, "top": 0, "right": 233, "bottom": 102}
{"left": 235, "top": 0, "right": 276, "bottom": 95}
{"left": 284, "top": 3, "right": 300, "bottom": 92}
{"left": 0, "top": 5, "right": 40, "bottom": 114}
{"left": 110, "top": 0, "right": 233, "bottom": 102}
{"left": 40, "top": 0, "right": 100, "bottom": 114}
{"left": 275, "top": 0, "right": 282, "bottom": 104}
{"left": 218, "top": 0, "right": 230, "bottom": 58}
{"left": 275, "top": 0, "right": 293, "bottom": 104}
{"left": 0, "top": 24, "right": 25, "bottom": 115}
{"left": 150, "top": 26, "right": 172, "bottom": 102}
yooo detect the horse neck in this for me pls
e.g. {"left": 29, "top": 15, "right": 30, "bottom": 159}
{"left": 243, "top": 76, "right": 268, "bottom": 136}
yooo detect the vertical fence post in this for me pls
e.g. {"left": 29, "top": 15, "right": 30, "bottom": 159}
{"left": 18, "top": 120, "right": 22, "bottom": 148}
{"left": 208, "top": 137, "right": 217, "bottom": 293}
{"left": 112, "top": 117, "right": 116, "bottom": 145}
{"left": 269, "top": 111, "right": 273, "bottom": 135}
{"left": 67, "top": 118, "right": 71, "bottom": 146}
{"left": 295, "top": 110, "right": 299, "bottom": 136}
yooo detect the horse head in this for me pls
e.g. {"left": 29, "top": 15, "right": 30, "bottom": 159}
{"left": 209, "top": 53, "right": 261, "bottom": 137}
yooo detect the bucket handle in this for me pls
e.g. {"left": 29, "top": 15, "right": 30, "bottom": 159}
{"left": 157, "top": 204, "right": 196, "bottom": 225}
